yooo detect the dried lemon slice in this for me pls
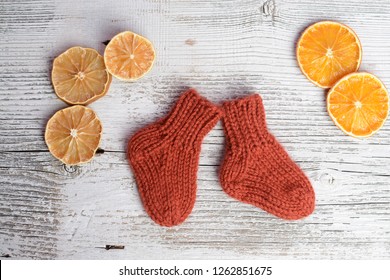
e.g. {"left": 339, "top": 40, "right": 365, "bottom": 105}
{"left": 104, "top": 31, "right": 156, "bottom": 81}
{"left": 52, "top": 47, "right": 111, "bottom": 105}
{"left": 45, "top": 105, "right": 102, "bottom": 165}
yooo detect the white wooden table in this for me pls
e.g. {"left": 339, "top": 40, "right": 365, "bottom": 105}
{"left": 1, "top": 0, "right": 389, "bottom": 259}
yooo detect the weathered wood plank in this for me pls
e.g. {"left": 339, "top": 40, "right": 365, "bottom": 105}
{"left": 1, "top": 0, "right": 389, "bottom": 259}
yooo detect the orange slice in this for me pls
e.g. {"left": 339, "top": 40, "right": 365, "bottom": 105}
{"left": 45, "top": 105, "right": 103, "bottom": 165}
{"left": 327, "top": 72, "right": 389, "bottom": 138}
{"left": 104, "top": 31, "right": 156, "bottom": 81}
{"left": 297, "top": 21, "right": 362, "bottom": 88}
{"left": 52, "top": 47, "right": 111, "bottom": 105}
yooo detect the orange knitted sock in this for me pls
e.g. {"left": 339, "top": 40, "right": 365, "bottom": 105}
{"left": 128, "top": 89, "right": 222, "bottom": 227}
{"left": 220, "top": 94, "right": 315, "bottom": 220}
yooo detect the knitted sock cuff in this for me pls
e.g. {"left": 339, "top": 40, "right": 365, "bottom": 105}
{"left": 160, "top": 89, "right": 222, "bottom": 145}
{"left": 223, "top": 94, "right": 269, "bottom": 149}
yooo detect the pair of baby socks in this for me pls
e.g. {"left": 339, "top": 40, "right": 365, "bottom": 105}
{"left": 128, "top": 89, "right": 315, "bottom": 227}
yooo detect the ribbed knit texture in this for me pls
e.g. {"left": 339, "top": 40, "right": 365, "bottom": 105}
{"left": 128, "top": 89, "right": 222, "bottom": 227}
{"left": 220, "top": 94, "right": 315, "bottom": 220}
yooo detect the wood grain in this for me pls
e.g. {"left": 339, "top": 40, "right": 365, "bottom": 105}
{"left": 0, "top": 0, "right": 389, "bottom": 259}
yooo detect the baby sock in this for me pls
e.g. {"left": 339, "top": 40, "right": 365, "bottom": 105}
{"left": 128, "top": 89, "right": 222, "bottom": 226}
{"left": 220, "top": 94, "right": 315, "bottom": 220}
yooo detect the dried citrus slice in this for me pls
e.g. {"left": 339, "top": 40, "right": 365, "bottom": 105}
{"left": 104, "top": 31, "right": 156, "bottom": 81}
{"left": 327, "top": 72, "right": 389, "bottom": 138}
{"left": 297, "top": 21, "right": 362, "bottom": 88}
{"left": 52, "top": 47, "right": 111, "bottom": 105}
{"left": 45, "top": 105, "right": 103, "bottom": 165}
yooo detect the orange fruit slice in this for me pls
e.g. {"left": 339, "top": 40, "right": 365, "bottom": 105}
{"left": 45, "top": 105, "right": 103, "bottom": 165}
{"left": 104, "top": 31, "right": 156, "bottom": 81}
{"left": 327, "top": 72, "right": 389, "bottom": 138}
{"left": 52, "top": 47, "right": 111, "bottom": 105}
{"left": 297, "top": 21, "right": 362, "bottom": 88}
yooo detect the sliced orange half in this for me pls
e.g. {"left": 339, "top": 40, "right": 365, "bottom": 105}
{"left": 45, "top": 105, "right": 103, "bottom": 165}
{"left": 52, "top": 47, "right": 111, "bottom": 105}
{"left": 104, "top": 31, "right": 156, "bottom": 81}
{"left": 297, "top": 21, "right": 362, "bottom": 88}
{"left": 327, "top": 72, "right": 389, "bottom": 138}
